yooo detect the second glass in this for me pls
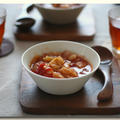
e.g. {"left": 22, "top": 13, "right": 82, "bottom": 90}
{"left": 0, "top": 8, "right": 6, "bottom": 48}
{"left": 109, "top": 7, "right": 120, "bottom": 58}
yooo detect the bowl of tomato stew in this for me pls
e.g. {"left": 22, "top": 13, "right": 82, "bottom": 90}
{"left": 34, "top": 4, "right": 85, "bottom": 24}
{"left": 22, "top": 41, "right": 100, "bottom": 95}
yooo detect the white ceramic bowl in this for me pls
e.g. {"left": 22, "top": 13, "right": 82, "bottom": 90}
{"left": 22, "top": 41, "right": 100, "bottom": 95}
{"left": 34, "top": 4, "right": 85, "bottom": 24}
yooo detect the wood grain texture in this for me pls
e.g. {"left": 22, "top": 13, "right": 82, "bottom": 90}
{"left": 14, "top": 5, "right": 95, "bottom": 41}
{"left": 20, "top": 58, "right": 120, "bottom": 115}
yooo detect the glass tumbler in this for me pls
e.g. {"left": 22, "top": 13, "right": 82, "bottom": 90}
{"left": 0, "top": 8, "right": 6, "bottom": 49}
{"left": 109, "top": 7, "right": 120, "bottom": 58}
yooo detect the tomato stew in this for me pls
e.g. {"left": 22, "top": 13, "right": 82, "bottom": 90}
{"left": 30, "top": 51, "right": 93, "bottom": 78}
{"left": 40, "top": 4, "right": 81, "bottom": 9}
{"left": 52, "top": 4, "right": 80, "bottom": 8}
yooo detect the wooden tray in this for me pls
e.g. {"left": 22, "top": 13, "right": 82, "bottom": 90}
{"left": 20, "top": 58, "right": 120, "bottom": 115}
{"left": 14, "top": 5, "right": 95, "bottom": 41}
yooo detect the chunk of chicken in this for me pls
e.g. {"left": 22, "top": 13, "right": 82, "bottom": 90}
{"left": 68, "top": 54, "right": 77, "bottom": 61}
{"left": 53, "top": 72, "right": 64, "bottom": 78}
{"left": 43, "top": 56, "right": 55, "bottom": 62}
{"left": 59, "top": 67, "right": 78, "bottom": 78}
{"left": 49, "top": 56, "right": 64, "bottom": 71}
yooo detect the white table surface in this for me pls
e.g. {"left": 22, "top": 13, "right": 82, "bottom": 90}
{"left": 0, "top": 4, "right": 119, "bottom": 118}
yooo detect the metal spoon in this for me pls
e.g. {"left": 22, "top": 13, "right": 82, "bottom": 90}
{"left": 92, "top": 46, "right": 113, "bottom": 101}
{"left": 15, "top": 4, "right": 35, "bottom": 30}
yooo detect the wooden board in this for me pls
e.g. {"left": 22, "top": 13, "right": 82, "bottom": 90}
{"left": 20, "top": 58, "right": 120, "bottom": 115}
{"left": 14, "top": 5, "right": 95, "bottom": 41}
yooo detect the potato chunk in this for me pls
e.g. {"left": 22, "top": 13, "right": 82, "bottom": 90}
{"left": 49, "top": 56, "right": 64, "bottom": 71}
{"left": 53, "top": 72, "right": 64, "bottom": 78}
{"left": 59, "top": 67, "right": 78, "bottom": 78}
{"left": 68, "top": 54, "right": 77, "bottom": 61}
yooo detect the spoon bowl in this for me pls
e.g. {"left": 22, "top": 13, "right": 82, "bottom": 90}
{"left": 92, "top": 46, "right": 113, "bottom": 64}
{"left": 92, "top": 46, "right": 113, "bottom": 101}
{"left": 15, "top": 17, "right": 35, "bottom": 30}
{"left": 15, "top": 4, "right": 35, "bottom": 30}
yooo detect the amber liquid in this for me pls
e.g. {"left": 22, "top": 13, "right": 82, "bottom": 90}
{"left": 110, "top": 19, "right": 120, "bottom": 50}
{"left": 0, "top": 20, "right": 5, "bottom": 47}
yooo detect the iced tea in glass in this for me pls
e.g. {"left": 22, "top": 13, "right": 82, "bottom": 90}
{"left": 109, "top": 7, "right": 120, "bottom": 57}
{"left": 0, "top": 8, "right": 6, "bottom": 48}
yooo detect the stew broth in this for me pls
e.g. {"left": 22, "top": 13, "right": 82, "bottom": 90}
{"left": 30, "top": 51, "right": 92, "bottom": 78}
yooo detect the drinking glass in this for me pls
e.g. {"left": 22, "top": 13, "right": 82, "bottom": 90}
{"left": 0, "top": 8, "right": 14, "bottom": 57}
{"left": 109, "top": 7, "right": 120, "bottom": 58}
{"left": 0, "top": 8, "right": 6, "bottom": 48}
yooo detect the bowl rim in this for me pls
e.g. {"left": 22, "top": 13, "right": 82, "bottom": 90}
{"left": 34, "top": 4, "right": 86, "bottom": 11}
{"left": 22, "top": 40, "right": 100, "bottom": 81}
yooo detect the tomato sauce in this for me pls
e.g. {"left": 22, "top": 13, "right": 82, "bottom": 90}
{"left": 40, "top": 4, "right": 81, "bottom": 9}
{"left": 30, "top": 51, "right": 92, "bottom": 78}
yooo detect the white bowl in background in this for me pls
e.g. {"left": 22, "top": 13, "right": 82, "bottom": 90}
{"left": 22, "top": 41, "right": 100, "bottom": 95}
{"left": 34, "top": 4, "right": 85, "bottom": 24}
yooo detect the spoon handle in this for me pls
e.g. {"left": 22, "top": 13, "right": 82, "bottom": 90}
{"left": 17, "top": 4, "right": 33, "bottom": 19}
{"left": 97, "top": 65, "right": 113, "bottom": 101}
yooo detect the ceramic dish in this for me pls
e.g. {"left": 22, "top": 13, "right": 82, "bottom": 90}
{"left": 34, "top": 4, "right": 85, "bottom": 24}
{"left": 22, "top": 41, "right": 100, "bottom": 95}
